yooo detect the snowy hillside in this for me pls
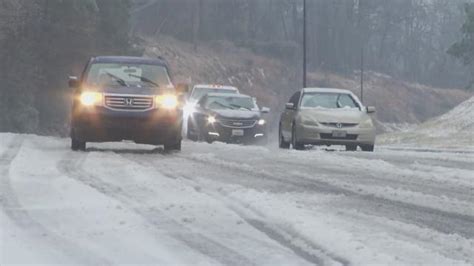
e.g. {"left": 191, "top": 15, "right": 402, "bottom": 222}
{"left": 140, "top": 35, "right": 471, "bottom": 127}
{"left": 379, "top": 96, "right": 474, "bottom": 148}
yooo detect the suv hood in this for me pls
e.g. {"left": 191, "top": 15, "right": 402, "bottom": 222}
{"left": 96, "top": 86, "right": 172, "bottom": 96}
{"left": 300, "top": 108, "right": 369, "bottom": 123}
{"left": 212, "top": 109, "right": 261, "bottom": 120}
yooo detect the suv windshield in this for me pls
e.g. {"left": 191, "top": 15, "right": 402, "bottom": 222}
{"left": 205, "top": 96, "right": 257, "bottom": 111}
{"left": 301, "top": 93, "right": 360, "bottom": 109}
{"left": 85, "top": 63, "right": 171, "bottom": 88}
{"left": 191, "top": 88, "right": 237, "bottom": 101}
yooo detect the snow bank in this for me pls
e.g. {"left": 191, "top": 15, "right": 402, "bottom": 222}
{"left": 379, "top": 96, "right": 474, "bottom": 148}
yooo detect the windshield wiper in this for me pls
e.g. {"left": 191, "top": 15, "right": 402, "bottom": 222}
{"left": 128, "top": 74, "right": 160, "bottom": 87}
{"left": 229, "top": 103, "right": 251, "bottom": 110}
{"left": 212, "top": 101, "right": 235, "bottom": 109}
{"left": 106, "top": 72, "right": 128, "bottom": 87}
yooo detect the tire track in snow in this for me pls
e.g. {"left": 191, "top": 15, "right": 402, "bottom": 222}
{"left": 177, "top": 154, "right": 474, "bottom": 239}
{"left": 0, "top": 136, "right": 111, "bottom": 265}
{"left": 57, "top": 151, "right": 255, "bottom": 266}
{"left": 123, "top": 154, "right": 349, "bottom": 266}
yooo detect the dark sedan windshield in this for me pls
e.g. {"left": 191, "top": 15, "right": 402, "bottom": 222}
{"left": 85, "top": 63, "right": 172, "bottom": 88}
{"left": 191, "top": 87, "right": 237, "bottom": 101}
{"left": 205, "top": 96, "right": 257, "bottom": 111}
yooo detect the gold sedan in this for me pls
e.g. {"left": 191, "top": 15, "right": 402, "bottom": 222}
{"left": 279, "top": 88, "right": 376, "bottom": 151}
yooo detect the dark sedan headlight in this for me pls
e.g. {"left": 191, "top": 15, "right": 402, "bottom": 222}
{"left": 207, "top": 116, "right": 217, "bottom": 124}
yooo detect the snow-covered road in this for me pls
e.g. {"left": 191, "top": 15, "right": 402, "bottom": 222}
{"left": 1, "top": 133, "right": 473, "bottom": 265}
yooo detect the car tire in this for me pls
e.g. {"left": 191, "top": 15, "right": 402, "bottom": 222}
{"left": 71, "top": 129, "right": 86, "bottom": 151}
{"left": 346, "top": 144, "right": 357, "bottom": 151}
{"left": 279, "top": 124, "right": 290, "bottom": 149}
{"left": 164, "top": 139, "right": 182, "bottom": 152}
{"left": 291, "top": 124, "right": 305, "bottom": 150}
{"left": 360, "top": 144, "right": 374, "bottom": 152}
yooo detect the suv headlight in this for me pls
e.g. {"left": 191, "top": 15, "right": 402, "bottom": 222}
{"left": 258, "top": 119, "right": 265, "bottom": 125}
{"left": 79, "top": 91, "right": 102, "bottom": 106}
{"left": 156, "top": 95, "right": 178, "bottom": 109}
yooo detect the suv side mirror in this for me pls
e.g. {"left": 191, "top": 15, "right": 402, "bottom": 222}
{"left": 175, "top": 83, "right": 190, "bottom": 95}
{"left": 68, "top": 76, "right": 80, "bottom": 89}
{"left": 366, "top": 106, "right": 376, "bottom": 113}
{"left": 285, "top": 102, "right": 295, "bottom": 110}
{"left": 261, "top": 107, "right": 270, "bottom": 113}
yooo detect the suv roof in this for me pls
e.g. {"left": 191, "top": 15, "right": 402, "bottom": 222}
{"left": 92, "top": 56, "right": 169, "bottom": 67}
{"left": 193, "top": 84, "right": 239, "bottom": 91}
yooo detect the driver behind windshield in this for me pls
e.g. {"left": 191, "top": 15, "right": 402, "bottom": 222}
{"left": 86, "top": 63, "right": 172, "bottom": 88}
{"left": 205, "top": 96, "right": 258, "bottom": 111}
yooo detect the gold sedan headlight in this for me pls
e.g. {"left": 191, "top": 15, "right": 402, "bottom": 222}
{"left": 300, "top": 116, "right": 318, "bottom": 126}
{"left": 360, "top": 118, "right": 374, "bottom": 128}
{"left": 79, "top": 91, "right": 103, "bottom": 106}
{"left": 156, "top": 94, "right": 178, "bottom": 109}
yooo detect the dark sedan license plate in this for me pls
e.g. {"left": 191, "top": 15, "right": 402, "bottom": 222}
{"left": 232, "top": 129, "right": 245, "bottom": 136}
{"left": 332, "top": 131, "right": 347, "bottom": 138}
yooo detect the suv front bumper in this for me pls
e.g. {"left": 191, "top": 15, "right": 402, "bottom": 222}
{"left": 72, "top": 106, "right": 182, "bottom": 144}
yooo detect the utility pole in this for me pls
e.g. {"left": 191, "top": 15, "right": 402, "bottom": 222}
{"left": 359, "top": 0, "right": 364, "bottom": 103}
{"left": 303, "top": 0, "right": 307, "bottom": 88}
{"left": 360, "top": 46, "right": 364, "bottom": 103}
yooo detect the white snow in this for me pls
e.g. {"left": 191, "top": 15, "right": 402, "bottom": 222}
{"left": 1, "top": 133, "right": 473, "bottom": 265}
{"left": 379, "top": 96, "right": 474, "bottom": 148}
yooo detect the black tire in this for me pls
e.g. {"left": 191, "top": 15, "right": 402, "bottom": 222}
{"left": 360, "top": 144, "right": 375, "bottom": 152}
{"left": 279, "top": 124, "right": 290, "bottom": 149}
{"left": 70, "top": 129, "right": 86, "bottom": 151}
{"left": 164, "top": 139, "right": 182, "bottom": 152}
{"left": 345, "top": 144, "right": 357, "bottom": 151}
{"left": 291, "top": 124, "right": 305, "bottom": 150}
{"left": 187, "top": 119, "right": 198, "bottom": 141}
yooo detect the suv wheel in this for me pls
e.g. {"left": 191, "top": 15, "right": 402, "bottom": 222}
{"left": 345, "top": 144, "right": 357, "bottom": 151}
{"left": 164, "top": 139, "right": 182, "bottom": 152}
{"left": 291, "top": 124, "right": 305, "bottom": 150}
{"left": 71, "top": 130, "right": 86, "bottom": 151}
{"left": 360, "top": 144, "right": 374, "bottom": 152}
{"left": 71, "top": 135, "right": 86, "bottom": 151}
{"left": 279, "top": 124, "right": 290, "bottom": 149}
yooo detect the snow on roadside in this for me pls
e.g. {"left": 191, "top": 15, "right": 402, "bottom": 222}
{"left": 379, "top": 96, "right": 474, "bottom": 148}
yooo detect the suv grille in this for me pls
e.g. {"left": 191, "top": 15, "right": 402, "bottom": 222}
{"left": 218, "top": 119, "right": 257, "bottom": 128}
{"left": 320, "top": 122, "right": 358, "bottom": 128}
{"left": 105, "top": 95, "right": 154, "bottom": 111}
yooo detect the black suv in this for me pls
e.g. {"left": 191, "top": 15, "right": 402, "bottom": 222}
{"left": 69, "top": 56, "right": 185, "bottom": 151}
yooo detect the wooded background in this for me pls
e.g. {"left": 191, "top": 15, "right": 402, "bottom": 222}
{"left": 1, "top": 0, "right": 474, "bottom": 134}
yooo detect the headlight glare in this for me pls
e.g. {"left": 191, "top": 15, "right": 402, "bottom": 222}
{"left": 183, "top": 103, "right": 196, "bottom": 115}
{"left": 79, "top": 91, "right": 102, "bottom": 106}
{"left": 207, "top": 116, "right": 216, "bottom": 124}
{"left": 156, "top": 95, "right": 178, "bottom": 109}
{"left": 258, "top": 119, "right": 265, "bottom": 125}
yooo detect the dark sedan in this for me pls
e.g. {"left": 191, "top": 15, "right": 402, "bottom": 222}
{"left": 187, "top": 93, "right": 269, "bottom": 144}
